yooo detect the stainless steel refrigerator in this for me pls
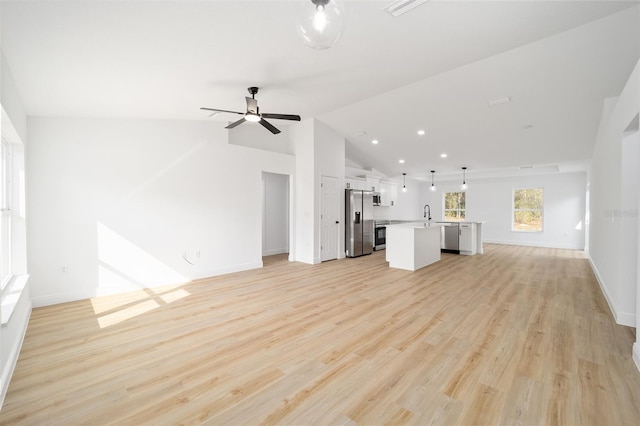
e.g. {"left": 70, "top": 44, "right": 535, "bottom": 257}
{"left": 345, "top": 189, "right": 374, "bottom": 257}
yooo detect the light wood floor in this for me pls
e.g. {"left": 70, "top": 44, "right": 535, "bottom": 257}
{"left": 1, "top": 245, "right": 639, "bottom": 425}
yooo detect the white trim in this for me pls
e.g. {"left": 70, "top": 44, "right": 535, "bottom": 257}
{"left": 588, "top": 255, "right": 636, "bottom": 327}
{"left": 263, "top": 248, "right": 288, "bottom": 256}
{"left": 32, "top": 261, "right": 264, "bottom": 308}
{"left": 1, "top": 274, "right": 29, "bottom": 325}
{"left": 0, "top": 289, "right": 31, "bottom": 409}
{"left": 192, "top": 261, "right": 264, "bottom": 281}
{"left": 633, "top": 343, "right": 640, "bottom": 373}
{"left": 483, "top": 240, "right": 583, "bottom": 250}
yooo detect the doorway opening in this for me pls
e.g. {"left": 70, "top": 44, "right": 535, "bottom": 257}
{"left": 262, "top": 172, "right": 290, "bottom": 266}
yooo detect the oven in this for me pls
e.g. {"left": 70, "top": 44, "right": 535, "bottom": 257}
{"left": 374, "top": 221, "right": 388, "bottom": 250}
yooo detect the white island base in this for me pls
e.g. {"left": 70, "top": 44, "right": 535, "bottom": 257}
{"left": 386, "top": 223, "right": 443, "bottom": 271}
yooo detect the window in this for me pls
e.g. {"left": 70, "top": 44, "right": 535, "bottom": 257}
{"left": 1, "top": 139, "right": 11, "bottom": 289}
{"left": 513, "top": 188, "right": 543, "bottom": 232}
{"left": 444, "top": 191, "right": 465, "bottom": 221}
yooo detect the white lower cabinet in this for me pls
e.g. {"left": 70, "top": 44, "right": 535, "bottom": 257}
{"left": 459, "top": 222, "right": 477, "bottom": 255}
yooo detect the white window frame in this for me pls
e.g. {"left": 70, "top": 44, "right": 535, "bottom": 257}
{"left": 512, "top": 187, "right": 544, "bottom": 233}
{"left": 1, "top": 138, "right": 12, "bottom": 290}
{"left": 443, "top": 191, "right": 466, "bottom": 222}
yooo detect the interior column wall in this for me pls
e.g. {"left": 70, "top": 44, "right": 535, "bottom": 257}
{"left": 588, "top": 59, "right": 639, "bottom": 354}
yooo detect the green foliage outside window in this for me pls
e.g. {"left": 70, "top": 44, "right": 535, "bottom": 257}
{"left": 444, "top": 192, "right": 465, "bottom": 221}
{"left": 513, "top": 188, "right": 543, "bottom": 232}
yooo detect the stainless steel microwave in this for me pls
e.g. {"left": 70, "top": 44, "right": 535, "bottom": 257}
{"left": 372, "top": 192, "right": 381, "bottom": 206}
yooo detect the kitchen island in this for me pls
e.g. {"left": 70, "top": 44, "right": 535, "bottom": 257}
{"left": 385, "top": 222, "right": 445, "bottom": 271}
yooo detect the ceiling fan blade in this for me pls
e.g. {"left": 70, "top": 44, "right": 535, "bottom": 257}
{"left": 200, "top": 107, "right": 244, "bottom": 115}
{"left": 259, "top": 118, "right": 281, "bottom": 134}
{"left": 225, "top": 118, "right": 246, "bottom": 129}
{"left": 261, "top": 113, "right": 301, "bottom": 121}
{"left": 245, "top": 97, "right": 258, "bottom": 114}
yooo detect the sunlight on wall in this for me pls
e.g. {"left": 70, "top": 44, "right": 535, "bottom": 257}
{"left": 97, "top": 222, "right": 188, "bottom": 294}
{"left": 575, "top": 220, "right": 583, "bottom": 230}
{"left": 94, "top": 223, "right": 192, "bottom": 328}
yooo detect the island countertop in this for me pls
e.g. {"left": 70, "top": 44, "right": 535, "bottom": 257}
{"left": 386, "top": 221, "right": 448, "bottom": 228}
{"left": 385, "top": 223, "right": 442, "bottom": 271}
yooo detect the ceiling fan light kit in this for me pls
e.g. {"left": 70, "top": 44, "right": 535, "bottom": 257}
{"left": 297, "top": 0, "right": 345, "bottom": 50}
{"left": 201, "top": 87, "right": 301, "bottom": 135}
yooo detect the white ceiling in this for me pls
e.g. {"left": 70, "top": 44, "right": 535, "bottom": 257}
{"left": 1, "top": 1, "right": 639, "bottom": 180}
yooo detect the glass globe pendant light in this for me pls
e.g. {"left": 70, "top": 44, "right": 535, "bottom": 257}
{"left": 430, "top": 170, "right": 437, "bottom": 192}
{"left": 460, "top": 167, "right": 468, "bottom": 191}
{"left": 297, "top": 0, "right": 345, "bottom": 50}
{"left": 402, "top": 172, "right": 407, "bottom": 192}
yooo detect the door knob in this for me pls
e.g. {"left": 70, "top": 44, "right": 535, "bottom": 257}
{"left": 335, "top": 221, "right": 339, "bottom": 224}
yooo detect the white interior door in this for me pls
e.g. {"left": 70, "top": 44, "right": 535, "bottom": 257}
{"left": 321, "top": 175, "right": 339, "bottom": 261}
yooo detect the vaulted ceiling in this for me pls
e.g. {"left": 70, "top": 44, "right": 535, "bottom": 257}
{"left": 2, "top": 1, "right": 638, "bottom": 179}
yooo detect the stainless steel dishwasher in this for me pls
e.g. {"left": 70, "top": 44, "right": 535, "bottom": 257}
{"left": 440, "top": 222, "right": 460, "bottom": 254}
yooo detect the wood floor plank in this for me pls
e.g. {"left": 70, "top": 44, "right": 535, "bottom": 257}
{"left": 1, "top": 245, "right": 639, "bottom": 425}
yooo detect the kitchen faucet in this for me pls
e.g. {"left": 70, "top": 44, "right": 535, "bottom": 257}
{"left": 423, "top": 204, "right": 431, "bottom": 221}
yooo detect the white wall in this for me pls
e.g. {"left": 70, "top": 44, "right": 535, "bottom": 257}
{"left": 292, "top": 119, "right": 315, "bottom": 264}
{"left": 26, "top": 117, "right": 295, "bottom": 306}
{"left": 589, "top": 59, "right": 640, "bottom": 368}
{"left": 590, "top": 60, "right": 639, "bottom": 329}
{"left": 314, "top": 119, "right": 346, "bottom": 260}
{"left": 262, "top": 172, "right": 289, "bottom": 256}
{"left": 292, "top": 118, "right": 345, "bottom": 264}
{"left": 420, "top": 172, "right": 587, "bottom": 250}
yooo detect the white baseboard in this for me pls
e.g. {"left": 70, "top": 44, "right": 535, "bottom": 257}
{"left": 33, "top": 261, "right": 265, "bottom": 308}
{"left": 588, "top": 255, "right": 636, "bottom": 327}
{"left": 483, "top": 240, "right": 583, "bottom": 250}
{"left": 617, "top": 312, "right": 637, "bottom": 328}
{"left": 193, "top": 261, "right": 263, "bottom": 281}
{"left": 634, "top": 343, "right": 640, "bottom": 373}
{"left": 262, "top": 248, "right": 288, "bottom": 256}
{"left": 32, "top": 290, "right": 94, "bottom": 308}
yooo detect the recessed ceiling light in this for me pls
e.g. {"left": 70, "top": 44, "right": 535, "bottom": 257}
{"left": 440, "top": 153, "right": 447, "bottom": 158}
{"left": 398, "top": 159, "right": 405, "bottom": 164}
{"left": 417, "top": 129, "right": 426, "bottom": 136}
{"left": 372, "top": 139, "right": 379, "bottom": 144}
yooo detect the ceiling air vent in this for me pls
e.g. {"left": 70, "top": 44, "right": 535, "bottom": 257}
{"left": 488, "top": 96, "right": 511, "bottom": 107}
{"left": 383, "top": 0, "right": 429, "bottom": 18}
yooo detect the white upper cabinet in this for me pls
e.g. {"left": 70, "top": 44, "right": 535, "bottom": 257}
{"left": 379, "top": 181, "right": 397, "bottom": 206}
{"left": 345, "top": 177, "right": 366, "bottom": 190}
{"left": 365, "top": 176, "right": 380, "bottom": 192}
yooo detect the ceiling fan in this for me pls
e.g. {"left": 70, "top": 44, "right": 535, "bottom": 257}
{"left": 201, "top": 87, "right": 301, "bottom": 135}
